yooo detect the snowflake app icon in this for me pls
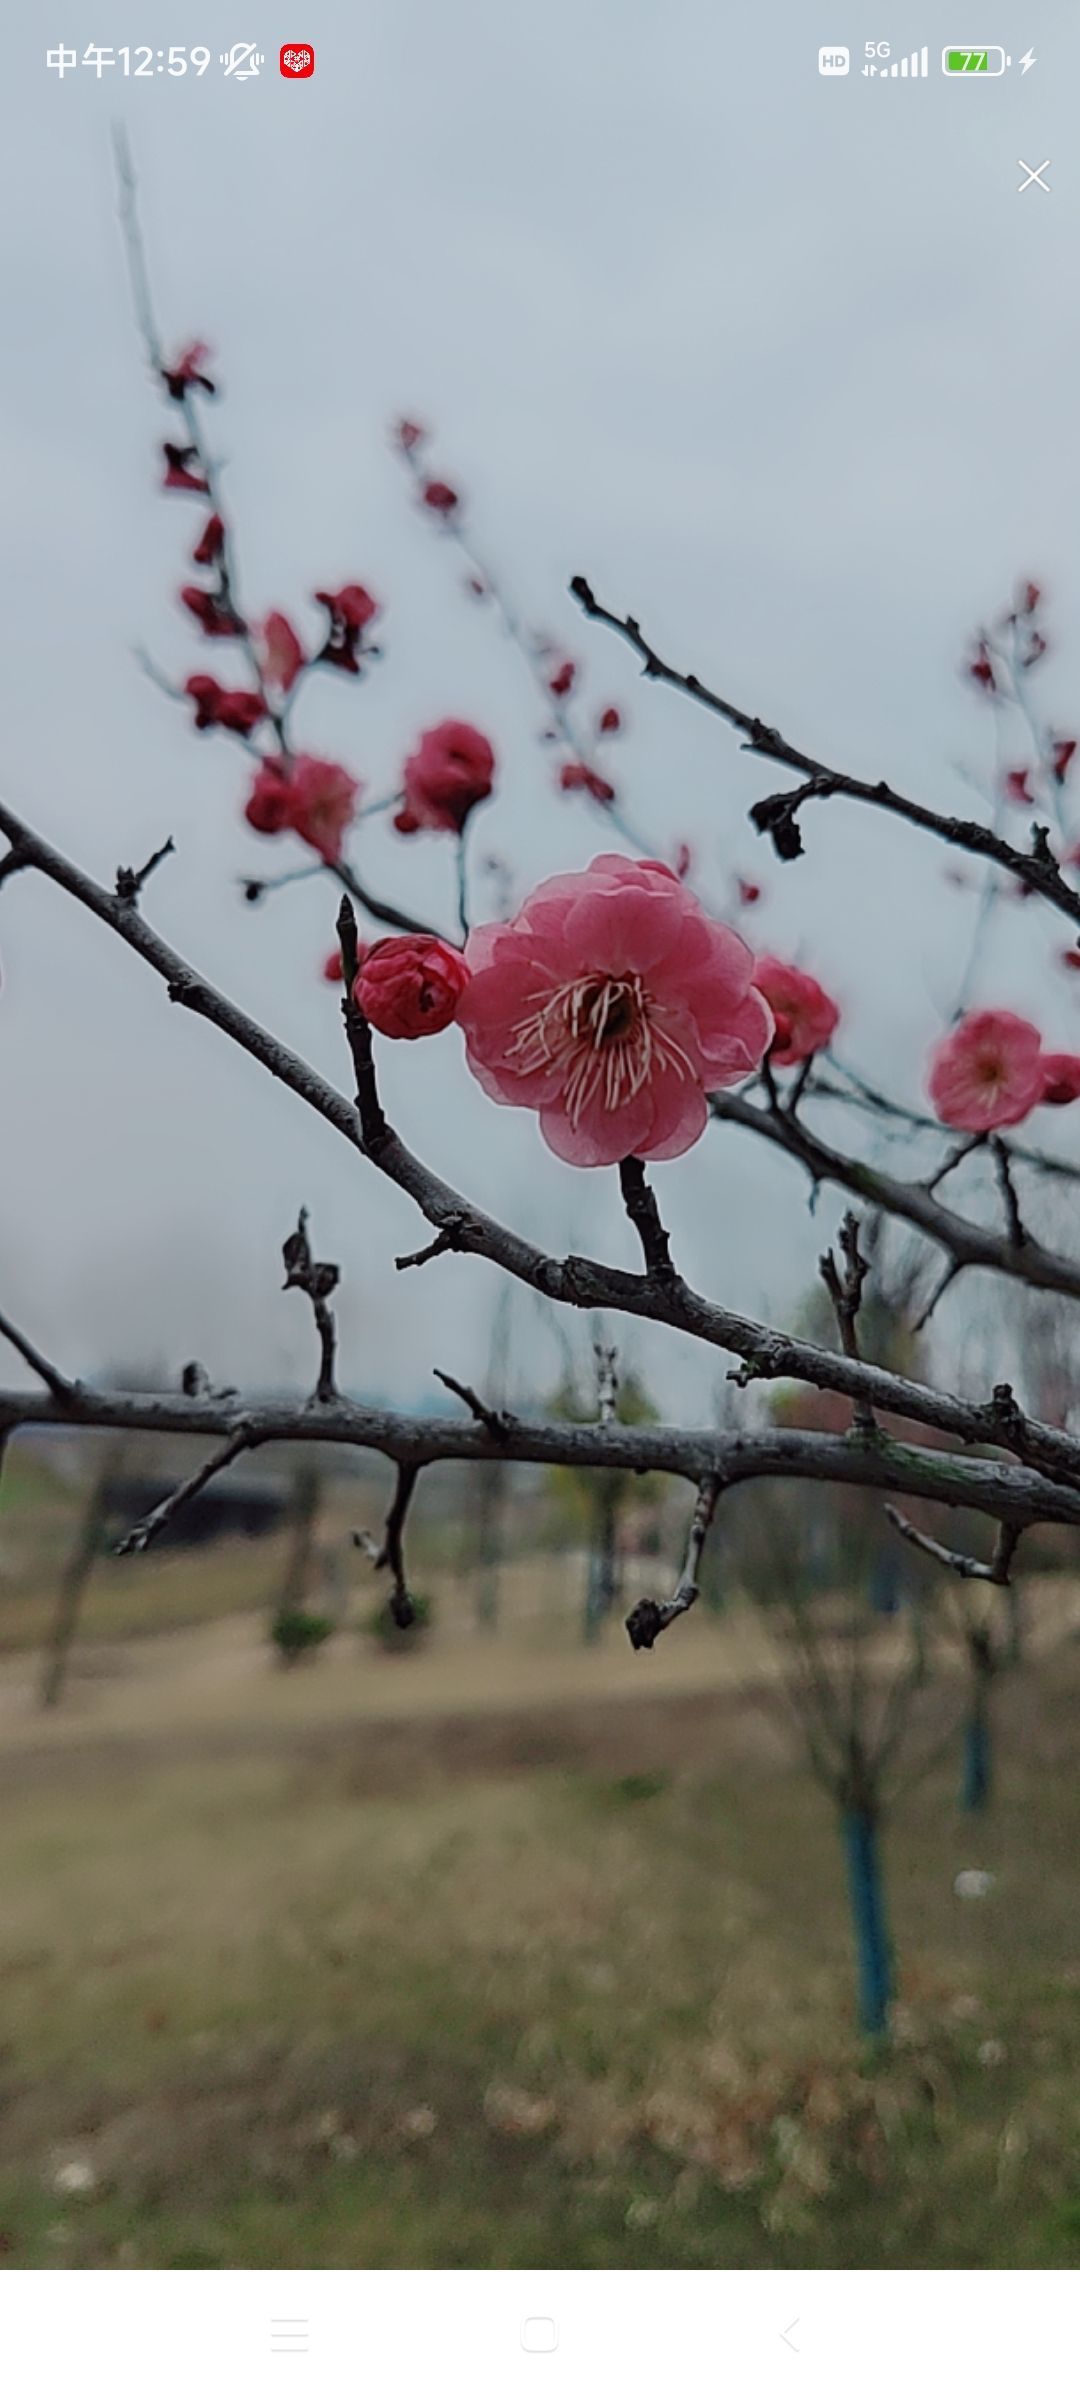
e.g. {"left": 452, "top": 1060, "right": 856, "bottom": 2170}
{"left": 280, "top": 43, "right": 315, "bottom": 78}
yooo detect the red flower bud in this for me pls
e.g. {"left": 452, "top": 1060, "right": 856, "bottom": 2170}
{"left": 396, "top": 721, "right": 496, "bottom": 835}
{"left": 598, "top": 706, "right": 622, "bottom": 734}
{"left": 313, "top": 583, "right": 380, "bottom": 674}
{"left": 192, "top": 512, "right": 225, "bottom": 566}
{"left": 1040, "top": 1052, "right": 1080, "bottom": 1106}
{"left": 737, "top": 877, "right": 762, "bottom": 906}
{"left": 1052, "top": 739, "right": 1078, "bottom": 786}
{"left": 1004, "top": 768, "right": 1035, "bottom": 805}
{"left": 185, "top": 675, "right": 266, "bottom": 736}
{"left": 162, "top": 341, "right": 216, "bottom": 401}
{"left": 396, "top": 419, "right": 425, "bottom": 451}
{"left": 355, "top": 935, "right": 470, "bottom": 1040}
{"left": 162, "top": 442, "right": 209, "bottom": 494}
{"left": 673, "top": 842, "right": 693, "bottom": 880}
{"left": 548, "top": 660, "right": 576, "bottom": 698}
{"left": 422, "top": 479, "right": 459, "bottom": 515}
{"left": 245, "top": 754, "right": 359, "bottom": 863}
{"left": 180, "top": 585, "right": 246, "bottom": 639}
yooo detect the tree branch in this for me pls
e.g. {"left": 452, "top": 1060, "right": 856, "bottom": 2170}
{"left": 626, "top": 1475, "right": 720, "bottom": 1650}
{"left": 281, "top": 1208, "right": 339, "bottom": 1402}
{"left": 618, "top": 1156, "right": 677, "bottom": 1279}
{"left": 4, "top": 1383, "right": 1078, "bottom": 1535}
{"left": 819, "top": 1212, "right": 875, "bottom": 1433}
{"left": 114, "top": 1425, "right": 256, "bottom": 1555}
{"left": 569, "top": 576, "right": 1080, "bottom": 927}
{"left": 6, "top": 802, "right": 1080, "bottom": 1495}
{"left": 354, "top": 1461, "right": 420, "bottom": 1627}
{"left": 884, "top": 1507, "right": 1021, "bottom": 1586}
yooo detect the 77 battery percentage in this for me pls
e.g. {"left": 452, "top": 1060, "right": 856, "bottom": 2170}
{"left": 941, "top": 46, "right": 1036, "bottom": 73}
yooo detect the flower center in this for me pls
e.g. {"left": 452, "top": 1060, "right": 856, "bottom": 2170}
{"left": 508, "top": 972, "right": 693, "bottom": 1126}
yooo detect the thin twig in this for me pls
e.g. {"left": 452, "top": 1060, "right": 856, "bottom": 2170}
{"left": 354, "top": 1461, "right": 419, "bottom": 1627}
{"left": 281, "top": 1209, "right": 339, "bottom": 1402}
{"left": 819, "top": 1213, "right": 875, "bottom": 1433}
{"left": 115, "top": 837, "right": 176, "bottom": 907}
{"left": 0, "top": 1308, "right": 82, "bottom": 1409}
{"left": 618, "top": 1157, "right": 677, "bottom": 1280}
{"left": 115, "top": 1426, "right": 255, "bottom": 1555}
{"left": 626, "top": 1475, "right": 721, "bottom": 1650}
{"left": 884, "top": 1506, "right": 1021, "bottom": 1585}
{"left": 433, "top": 1369, "right": 514, "bottom": 1440}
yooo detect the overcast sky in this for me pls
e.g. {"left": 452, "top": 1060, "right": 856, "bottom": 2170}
{"left": 2, "top": 5, "right": 1078, "bottom": 1415}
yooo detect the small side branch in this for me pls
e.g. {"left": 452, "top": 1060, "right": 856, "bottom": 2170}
{"left": 885, "top": 1506, "right": 1021, "bottom": 1587}
{"left": 991, "top": 1138, "right": 1027, "bottom": 1250}
{"left": 336, "top": 895, "right": 389, "bottom": 1151}
{"left": 115, "top": 837, "right": 176, "bottom": 908}
{"left": 819, "top": 1214, "right": 875, "bottom": 1433}
{"left": 115, "top": 1425, "right": 255, "bottom": 1555}
{"left": 282, "top": 1209, "right": 340, "bottom": 1403}
{"left": 626, "top": 1475, "right": 721, "bottom": 1651}
{"left": 618, "top": 1157, "right": 677, "bottom": 1280}
{"left": 0, "top": 1307, "right": 83, "bottom": 1410}
{"left": 433, "top": 1368, "right": 515, "bottom": 1441}
{"left": 353, "top": 1461, "right": 420, "bottom": 1627}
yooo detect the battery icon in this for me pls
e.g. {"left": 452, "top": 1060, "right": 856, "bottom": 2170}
{"left": 942, "top": 46, "right": 1009, "bottom": 74}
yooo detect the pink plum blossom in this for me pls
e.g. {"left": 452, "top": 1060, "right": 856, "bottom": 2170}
{"left": 455, "top": 853, "right": 773, "bottom": 1167}
{"left": 927, "top": 1009, "right": 1045, "bottom": 1132}
{"left": 753, "top": 957, "right": 839, "bottom": 1068}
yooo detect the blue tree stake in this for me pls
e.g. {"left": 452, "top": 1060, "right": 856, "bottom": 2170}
{"left": 842, "top": 1804, "right": 893, "bottom": 2037}
{"left": 961, "top": 1632, "right": 995, "bottom": 1813}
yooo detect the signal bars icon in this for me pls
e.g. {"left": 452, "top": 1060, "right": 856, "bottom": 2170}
{"left": 864, "top": 46, "right": 930, "bottom": 77}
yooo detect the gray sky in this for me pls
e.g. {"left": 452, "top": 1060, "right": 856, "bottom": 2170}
{"left": 2, "top": 5, "right": 1079, "bottom": 1413}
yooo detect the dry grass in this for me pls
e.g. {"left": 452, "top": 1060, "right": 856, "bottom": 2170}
{"left": 0, "top": 1586, "right": 1078, "bottom": 2269}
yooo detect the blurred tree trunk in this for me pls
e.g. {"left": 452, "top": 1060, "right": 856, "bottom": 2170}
{"left": 472, "top": 1455, "right": 506, "bottom": 1633}
{"left": 271, "top": 1464, "right": 321, "bottom": 1662}
{"left": 40, "top": 1439, "right": 125, "bottom": 1709}
{"left": 584, "top": 1481, "right": 621, "bottom": 1643}
{"left": 961, "top": 1630, "right": 995, "bottom": 1812}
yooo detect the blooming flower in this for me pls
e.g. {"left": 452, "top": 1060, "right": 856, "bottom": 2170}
{"left": 162, "top": 443, "right": 209, "bottom": 494}
{"left": 184, "top": 675, "right": 266, "bottom": 736}
{"left": 244, "top": 754, "right": 358, "bottom": 863}
{"left": 927, "top": 1009, "right": 1045, "bottom": 1132}
{"left": 180, "top": 585, "right": 246, "bottom": 638}
{"left": 192, "top": 512, "right": 225, "bottom": 566}
{"left": 1039, "top": 1052, "right": 1080, "bottom": 1106}
{"left": 753, "top": 957, "right": 839, "bottom": 1068}
{"left": 396, "top": 720, "right": 496, "bottom": 835}
{"left": 314, "top": 582, "right": 379, "bottom": 673}
{"left": 455, "top": 853, "right": 773, "bottom": 1167}
{"left": 162, "top": 341, "right": 216, "bottom": 400}
{"left": 356, "top": 935, "right": 470, "bottom": 1039}
{"left": 261, "top": 611, "right": 305, "bottom": 694}
{"left": 422, "top": 479, "right": 458, "bottom": 515}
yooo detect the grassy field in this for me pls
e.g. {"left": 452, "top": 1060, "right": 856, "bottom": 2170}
{"left": 0, "top": 1575, "right": 1078, "bottom": 2270}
